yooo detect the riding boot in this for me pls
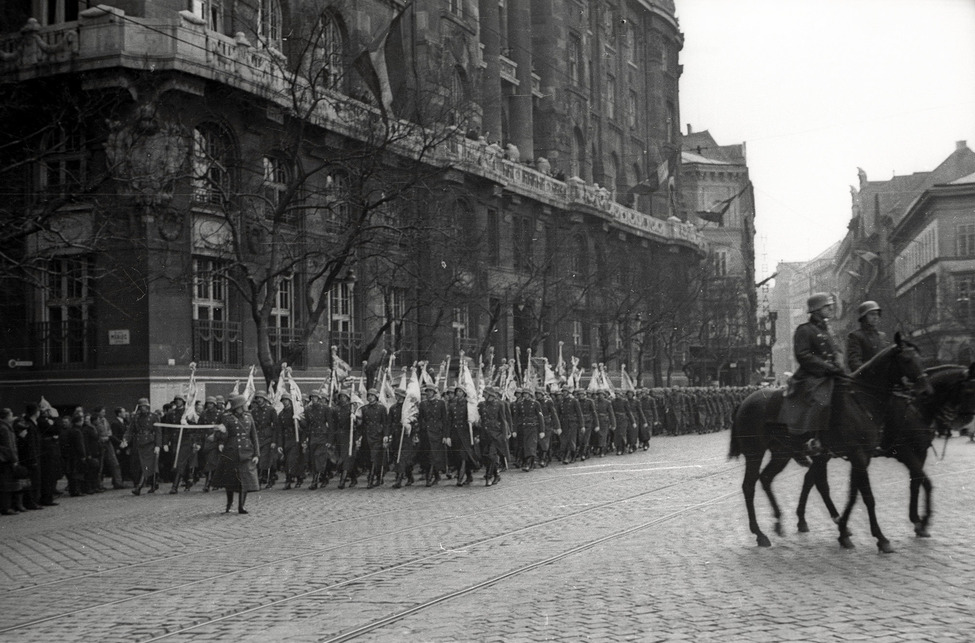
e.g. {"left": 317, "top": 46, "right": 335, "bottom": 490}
{"left": 792, "top": 433, "right": 813, "bottom": 467}
{"left": 185, "top": 469, "right": 195, "bottom": 490}
{"left": 539, "top": 451, "right": 548, "bottom": 468}
{"left": 406, "top": 471, "right": 415, "bottom": 486}
{"left": 392, "top": 473, "right": 403, "bottom": 489}
{"left": 237, "top": 490, "right": 248, "bottom": 514}
{"left": 224, "top": 489, "right": 234, "bottom": 513}
{"left": 202, "top": 473, "right": 211, "bottom": 493}
{"left": 337, "top": 472, "right": 347, "bottom": 490}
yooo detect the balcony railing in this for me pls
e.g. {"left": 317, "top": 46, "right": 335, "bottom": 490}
{"left": 269, "top": 326, "right": 305, "bottom": 369}
{"left": 453, "top": 337, "right": 481, "bottom": 357}
{"left": 32, "top": 320, "right": 96, "bottom": 369}
{"left": 0, "top": 7, "right": 706, "bottom": 254}
{"left": 192, "top": 320, "right": 242, "bottom": 368}
{"left": 331, "top": 330, "right": 362, "bottom": 366}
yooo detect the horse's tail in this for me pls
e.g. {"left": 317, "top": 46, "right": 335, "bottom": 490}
{"left": 729, "top": 403, "right": 742, "bottom": 459}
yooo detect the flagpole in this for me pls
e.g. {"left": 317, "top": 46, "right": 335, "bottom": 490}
{"left": 173, "top": 425, "right": 185, "bottom": 472}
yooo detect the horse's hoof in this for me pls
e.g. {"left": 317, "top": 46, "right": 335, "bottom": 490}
{"left": 877, "top": 540, "right": 894, "bottom": 554}
{"left": 797, "top": 519, "right": 809, "bottom": 533}
{"left": 757, "top": 534, "right": 772, "bottom": 547}
{"left": 774, "top": 522, "right": 784, "bottom": 537}
{"left": 839, "top": 536, "right": 855, "bottom": 549}
{"left": 914, "top": 524, "right": 931, "bottom": 538}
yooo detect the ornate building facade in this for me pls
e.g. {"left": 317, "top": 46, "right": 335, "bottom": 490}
{"left": 0, "top": 0, "right": 705, "bottom": 409}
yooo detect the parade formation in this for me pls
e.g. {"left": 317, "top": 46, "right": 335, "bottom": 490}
{"left": 0, "top": 348, "right": 757, "bottom": 515}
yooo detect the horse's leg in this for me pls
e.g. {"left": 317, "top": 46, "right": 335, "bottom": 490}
{"left": 837, "top": 457, "right": 861, "bottom": 549}
{"left": 743, "top": 453, "right": 771, "bottom": 547}
{"left": 909, "top": 448, "right": 934, "bottom": 537}
{"left": 851, "top": 451, "right": 893, "bottom": 553}
{"left": 758, "top": 451, "right": 791, "bottom": 538}
{"left": 796, "top": 466, "right": 815, "bottom": 533}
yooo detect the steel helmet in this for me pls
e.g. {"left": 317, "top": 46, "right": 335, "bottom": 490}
{"left": 806, "top": 292, "right": 834, "bottom": 313}
{"left": 856, "top": 300, "right": 881, "bottom": 319}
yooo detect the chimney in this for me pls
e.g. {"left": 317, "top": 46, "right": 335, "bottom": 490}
{"left": 687, "top": 124, "right": 693, "bottom": 135}
{"left": 957, "top": 140, "right": 967, "bottom": 150}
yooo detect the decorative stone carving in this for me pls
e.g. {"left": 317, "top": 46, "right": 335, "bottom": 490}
{"left": 105, "top": 104, "right": 187, "bottom": 208}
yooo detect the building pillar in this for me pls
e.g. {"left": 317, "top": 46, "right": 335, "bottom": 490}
{"left": 507, "top": 0, "right": 533, "bottom": 159}
{"left": 478, "top": 0, "right": 503, "bottom": 142}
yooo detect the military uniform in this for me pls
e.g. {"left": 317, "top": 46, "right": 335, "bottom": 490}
{"left": 417, "top": 392, "right": 448, "bottom": 484}
{"left": 847, "top": 327, "right": 887, "bottom": 372}
{"left": 447, "top": 394, "right": 477, "bottom": 485}
{"left": 359, "top": 398, "right": 389, "bottom": 487}
{"left": 123, "top": 406, "right": 161, "bottom": 493}
{"left": 304, "top": 397, "right": 331, "bottom": 488}
{"left": 577, "top": 392, "right": 597, "bottom": 459}
{"left": 331, "top": 397, "right": 360, "bottom": 488}
{"left": 389, "top": 395, "right": 416, "bottom": 487}
{"left": 558, "top": 392, "right": 583, "bottom": 463}
{"left": 512, "top": 393, "right": 545, "bottom": 471}
{"left": 478, "top": 392, "right": 509, "bottom": 485}
{"left": 250, "top": 399, "right": 279, "bottom": 488}
{"left": 592, "top": 393, "right": 616, "bottom": 456}
{"left": 278, "top": 401, "right": 306, "bottom": 488}
{"left": 209, "top": 409, "right": 260, "bottom": 492}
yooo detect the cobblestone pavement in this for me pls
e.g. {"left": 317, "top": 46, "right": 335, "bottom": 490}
{"left": 2, "top": 431, "right": 974, "bottom": 642}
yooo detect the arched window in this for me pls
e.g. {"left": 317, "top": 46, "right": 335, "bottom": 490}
{"left": 258, "top": 0, "right": 283, "bottom": 50}
{"left": 570, "top": 233, "right": 588, "bottom": 280}
{"left": 192, "top": 123, "right": 235, "bottom": 206}
{"left": 448, "top": 66, "right": 469, "bottom": 126}
{"left": 324, "top": 172, "right": 351, "bottom": 232}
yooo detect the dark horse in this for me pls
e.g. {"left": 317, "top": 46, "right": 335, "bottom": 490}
{"left": 729, "top": 334, "right": 928, "bottom": 552}
{"left": 796, "top": 362, "right": 975, "bottom": 538}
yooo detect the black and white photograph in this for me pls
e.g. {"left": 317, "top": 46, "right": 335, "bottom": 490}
{"left": 1, "top": 0, "right": 973, "bottom": 640}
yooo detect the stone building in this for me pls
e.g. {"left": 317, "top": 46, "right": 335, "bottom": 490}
{"left": 679, "top": 128, "right": 757, "bottom": 385}
{"left": 0, "top": 0, "right": 704, "bottom": 410}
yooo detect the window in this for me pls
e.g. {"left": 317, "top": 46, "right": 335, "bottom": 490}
{"left": 447, "top": 0, "right": 463, "bottom": 18}
{"left": 269, "top": 274, "right": 298, "bottom": 364}
{"left": 262, "top": 156, "right": 291, "bottom": 221}
{"left": 713, "top": 250, "right": 728, "bottom": 277}
{"left": 452, "top": 305, "right": 476, "bottom": 354}
{"left": 512, "top": 216, "right": 534, "bottom": 272}
{"left": 192, "top": 257, "right": 241, "bottom": 366}
{"left": 38, "top": 0, "right": 81, "bottom": 25}
{"left": 957, "top": 274, "right": 975, "bottom": 321}
{"left": 628, "top": 90, "right": 638, "bottom": 130}
{"left": 571, "top": 127, "right": 586, "bottom": 180}
{"left": 324, "top": 173, "right": 351, "bottom": 232}
{"left": 192, "top": 124, "right": 234, "bottom": 206}
{"left": 329, "top": 282, "right": 357, "bottom": 362}
{"left": 258, "top": 0, "right": 283, "bottom": 49}
{"left": 317, "top": 11, "right": 345, "bottom": 91}
{"left": 384, "top": 287, "right": 411, "bottom": 356}
{"left": 36, "top": 126, "right": 86, "bottom": 200}
{"left": 40, "top": 256, "right": 93, "bottom": 366}
{"left": 660, "top": 43, "right": 668, "bottom": 71}
{"left": 625, "top": 24, "right": 636, "bottom": 64}
{"left": 606, "top": 75, "right": 616, "bottom": 120}
{"left": 568, "top": 33, "right": 583, "bottom": 86}
{"left": 448, "top": 67, "right": 469, "bottom": 126}
{"left": 192, "top": 0, "right": 223, "bottom": 32}
{"left": 958, "top": 223, "right": 975, "bottom": 257}
{"left": 666, "top": 102, "right": 675, "bottom": 143}
{"left": 487, "top": 209, "right": 500, "bottom": 265}
{"left": 570, "top": 234, "right": 588, "bottom": 280}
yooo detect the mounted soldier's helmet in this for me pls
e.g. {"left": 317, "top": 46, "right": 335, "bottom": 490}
{"left": 806, "top": 292, "right": 834, "bottom": 313}
{"left": 856, "top": 300, "right": 881, "bottom": 319}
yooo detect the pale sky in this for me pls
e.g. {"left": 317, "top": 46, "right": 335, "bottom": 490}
{"left": 676, "top": 0, "right": 975, "bottom": 279}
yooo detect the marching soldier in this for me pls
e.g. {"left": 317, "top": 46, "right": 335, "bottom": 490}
{"left": 278, "top": 394, "right": 306, "bottom": 489}
{"left": 121, "top": 398, "right": 161, "bottom": 496}
{"left": 417, "top": 385, "right": 448, "bottom": 486}
{"left": 359, "top": 389, "right": 390, "bottom": 488}
{"left": 332, "top": 391, "right": 361, "bottom": 489}
{"left": 592, "top": 390, "right": 616, "bottom": 457}
{"left": 447, "top": 387, "right": 478, "bottom": 486}
{"left": 611, "top": 391, "right": 630, "bottom": 455}
{"left": 478, "top": 387, "right": 509, "bottom": 486}
{"left": 198, "top": 396, "right": 222, "bottom": 492}
{"left": 304, "top": 390, "right": 331, "bottom": 489}
{"left": 628, "top": 389, "right": 650, "bottom": 451}
{"left": 558, "top": 387, "right": 583, "bottom": 464}
{"left": 577, "top": 389, "right": 597, "bottom": 461}
{"left": 390, "top": 389, "right": 416, "bottom": 488}
{"left": 512, "top": 389, "right": 545, "bottom": 471}
{"left": 209, "top": 394, "right": 260, "bottom": 514}
{"left": 535, "top": 390, "right": 560, "bottom": 467}
{"left": 250, "top": 391, "right": 280, "bottom": 489}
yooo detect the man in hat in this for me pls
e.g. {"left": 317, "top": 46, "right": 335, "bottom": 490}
{"left": 512, "top": 388, "right": 545, "bottom": 471}
{"left": 478, "top": 387, "right": 509, "bottom": 486}
{"left": 278, "top": 394, "right": 306, "bottom": 489}
{"left": 332, "top": 390, "right": 361, "bottom": 489}
{"left": 122, "top": 399, "right": 161, "bottom": 495}
{"left": 780, "top": 292, "right": 846, "bottom": 466}
{"left": 198, "top": 396, "right": 222, "bottom": 491}
{"left": 447, "top": 386, "right": 478, "bottom": 486}
{"left": 159, "top": 395, "right": 186, "bottom": 484}
{"left": 305, "top": 390, "right": 331, "bottom": 489}
{"left": 251, "top": 391, "right": 280, "bottom": 490}
{"left": 592, "top": 389, "right": 616, "bottom": 458}
{"left": 389, "top": 388, "right": 416, "bottom": 488}
{"left": 846, "top": 300, "right": 888, "bottom": 372}
{"left": 360, "top": 388, "right": 390, "bottom": 488}
{"left": 417, "top": 385, "right": 448, "bottom": 486}
{"left": 576, "top": 389, "right": 597, "bottom": 461}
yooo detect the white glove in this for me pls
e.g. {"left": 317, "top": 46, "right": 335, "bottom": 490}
{"left": 163, "top": 445, "right": 169, "bottom": 453}
{"left": 153, "top": 446, "right": 160, "bottom": 454}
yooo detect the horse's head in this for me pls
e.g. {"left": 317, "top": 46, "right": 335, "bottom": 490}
{"left": 891, "top": 332, "right": 932, "bottom": 395}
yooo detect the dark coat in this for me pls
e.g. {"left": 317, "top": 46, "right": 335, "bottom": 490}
{"left": 781, "top": 317, "right": 843, "bottom": 435}
{"left": 210, "top": 410, "right": 260, "bottom": 491}
{"left": 846, "top": 326, "right": 888, "bottom": 372}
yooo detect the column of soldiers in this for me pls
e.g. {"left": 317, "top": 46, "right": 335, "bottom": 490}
{"left": 0, "top": 383, "right": 759, "bottom": 514}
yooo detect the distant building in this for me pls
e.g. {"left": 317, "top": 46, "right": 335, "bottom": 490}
{"left": 767, "top": 261, "right": 802, "bottom": 381}
{"left": 890, "top": 170, "right": 975, "bottom": 364}
{"left": 836, "top": 141, "right": 975, "bottom": 341}
{"left": 679, "top": 128, "right": 758, "bottom": 385}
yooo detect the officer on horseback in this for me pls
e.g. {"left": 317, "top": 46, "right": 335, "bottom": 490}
{"left": 846, "top": 300, "right": 887, "bottom": 372}
{"left": 780, "top": 292, "right": 846, "bottom": 466}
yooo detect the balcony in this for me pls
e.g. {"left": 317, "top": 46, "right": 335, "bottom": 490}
{"left": 31, "top": 320, "right": 96, "bottom": 369}
{"left": 269, "top": 326, "right": 305, "bottom": 369}
{"left": 192, "top": 320, "right": 242, "bottom": 368}
{"left": 453, "top": 337, "right": 481, "bottom": 357}
{"left": 331, "top": 330, "right": 362, "bottom": 366}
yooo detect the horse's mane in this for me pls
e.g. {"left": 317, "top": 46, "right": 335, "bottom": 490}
{"left": 924, "top": 364, "right": 968, "bottom": 385}
{"left": 851, "top": 343, "right": 900, "bottom": 380}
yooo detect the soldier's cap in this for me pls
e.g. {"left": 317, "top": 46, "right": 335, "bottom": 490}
{"left": 573, "top": 388, "right": 585, "bottom": 394}
{"left": 336, "top": 390, "right": 351, "bottom": 400}
{"left": 228, "top": 394, "right": 248, "bottom": 410}
{"left": 857, "top": 300, "right": 881, "bottom": 319}
{"left": 173, "top": 394, "right": 186, "bottom": 403}
{"left": 367, "top": 388, "right": 379, "bottom": 397}
{"left": 454, "top": 385, "right": 466, "bottom": 394}
{"left": 215, "top": 395, "right": 225, "bottom": 402}
{"left": 807, "top": 292, "right": 834, "bottom": 313}
{"left": 137, "top": 397, "right": 150, "bottom": 407}
{"left": 483, "top": 386, "right": 499, "bottom": 397}
{"left": 205, "top": 396, "right": 216, "bottom": 404}
{"left": 308, "top": 390, "right": 322, "bottom": 399}
{"left": 280, "top": 393, "right": 292, "bottom": 402}
{"left": 253, "top": 390, "right": 268, "bottom": 401}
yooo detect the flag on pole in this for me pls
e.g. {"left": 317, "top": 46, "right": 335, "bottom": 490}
{"left": 231, "top": 380, "right": 241, "bottom": 396}
{"left": 556, "top": 341, "right": 567, "bottom": 380}
{"left": 401, "top": 366, "right": 421, "bottom": 430}
{"left": 286, "top": 366, "right": 304, "bottom": 420}
{"left": 181, "top": 362, "right": 199, "bottom": 425}
{"left": 330, "top": 346, "right": 351, "bottom": 382}
{"left": 543, "top": 359, "right": 559, "bottom": 392}
{"left": 379, "top": 367, "right": 396, "bottom": 410}
{"left": 620, "top": 364, "right": 637, "bottom": 392}
{"left": 243, "top": 365, "right": 256, "bottom": 406}
{"left": 458, "top": 359, "right": 481, "bottom": 425}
